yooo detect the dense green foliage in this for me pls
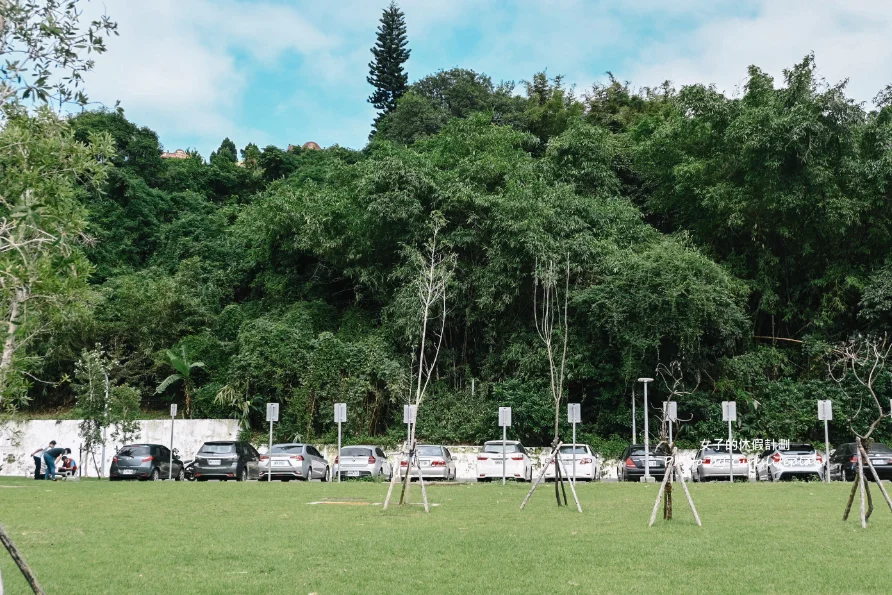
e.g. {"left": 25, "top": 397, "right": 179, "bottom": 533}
{"left": 13, "top": 55, "right": 892, "bottom": 450}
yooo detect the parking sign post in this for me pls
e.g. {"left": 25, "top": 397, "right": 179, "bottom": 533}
{"left": 665, "top": 401, "right": 677, "bottom": 446}
{"left": 818, "top": 400, "right": 832, "bottom": 483}
{"left": 499, "top": 407, "right": 512, "bottom": 485}
{"left": 169, "top": 404, "right": 177, "bottom": 480}
{"left": 334, "top": 403, "right": 346, "bottom": 483}
{"left": 266, "top": 403, "right": 279, "bottom": 483}
{"left": 568, "top": 403, "right": 581, "bottom": 485}
{"left": 638, "top": 378, "right": 654, "bottom": 482}
{"left": 722, "top": 401, "right": 737, "bottom": 483}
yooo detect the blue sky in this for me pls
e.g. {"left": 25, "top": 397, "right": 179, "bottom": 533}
{"left": 82, "top": 0, "right": 892, "bottom": 158}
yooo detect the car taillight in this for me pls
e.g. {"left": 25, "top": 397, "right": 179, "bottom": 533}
{"left": 850, "top": 455, "right": 859, "bottom": 462}
{"left": 816, "top": 455, "right": 823, "bottom": 463}
{"left": 477, "top": 455, "right": 488, "bottom": 460}
{"left": 580, "top": 458, "right": 593, "bottom": 464}
{"left": 703, "top": 458, "right": 711, "bottom": 465}
{"left": 625, "top": 457, "right": 636, "bottom": 468}
{"left": 113, "top": 457, "right": 118, "bottom": 463}
{"left": 401, "top": 460, "right": 408, "bottom": 466}
{"left": 368, "top": 456, "right": 376, "bottom": 464}
{"left": 771, "top": 453, "right": 782, "bottom": 463}
{"left": 290, "top": 455, "right": 304, "bottom": 461}
{"left": 511, "top": 456, "right": 523, "bottom": 461}
{"left": 431, "top": 460, "right": 446, "bottom": 467}
{"left": 334, "top": 456, "right": 338, "bottom": 464}
{"left": 141, "top": 456, "right": 153, "bottom": 462}
{"left": 739, "top": 458, "right": 747, "bottom": 464}
{"left": 259, "top": 455, "right": 269, "bottom": 461}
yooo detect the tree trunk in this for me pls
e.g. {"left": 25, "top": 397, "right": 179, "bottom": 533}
{"left": 0, "top": 287, "right": 24, "bottom": 403}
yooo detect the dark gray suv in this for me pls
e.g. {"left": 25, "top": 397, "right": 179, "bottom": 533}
{"left": 109, "top": 444, "right": 184, "bottom": 481}
{"left": 193, "top": 441, "right": 260, "bottom": 481}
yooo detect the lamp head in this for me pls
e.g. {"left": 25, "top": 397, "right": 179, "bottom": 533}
{"left": 637, "top": 378, "right": 654, "bottom": 383}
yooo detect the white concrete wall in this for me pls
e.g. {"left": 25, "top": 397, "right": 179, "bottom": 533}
{"left": 0, "top": 419, "right": 239, "bottom": 477}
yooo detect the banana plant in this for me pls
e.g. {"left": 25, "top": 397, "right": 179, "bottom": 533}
{"left": 156, "top": 346, "right": 205, "bottom": 417}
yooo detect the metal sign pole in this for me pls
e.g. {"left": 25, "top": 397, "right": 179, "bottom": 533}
{"left": 266, "top": 403, "right": 279, "bottom": 483}
{"left": 638, "top": 378, "right": 653, "bottom": 481}
{"left": 632, "top": 387, "right": 636, "bottom": 443}
{"left": 169, "top": 403, "right": 177, "bottom": 480}
{"left": 498, "top": 407, "right": 511, "bottom": 485}
{"left": 335, "top": 403, "right": 346, "bottom": 484}
{"left": 722, "top": 401, "right": 736, "bottom": 483}
{"left": 502, "top": 424, "right": 507, "bottom": 486}
{"left": 819, "top": 400, "right": 832, "bottom": 483}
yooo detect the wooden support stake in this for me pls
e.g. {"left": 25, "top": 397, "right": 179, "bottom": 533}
{"left": 520, "top": 442, "right": 561, "bottom": 510}
{"left": 382, "top": 451, "right": 404, "bottom": 510}
{"left": 0, "top": 522, "right": 46, "bottom": 595}
{"left": 843, "top": 470, "right": 858, "bottom": 521}
{"left": 649, "top": 454, "right": 673, "bottom": 527}
{"left": 861, "top": 445, "right": 892, "bottom": 514}
{"left": 676, "top": 461, "right": 701, "bottom": 526}
{"left": 857, "top": 438, "right": 867, "bottom": 528}
{"left": 416, "top": 459, "right": 430, "bottom": 513}
{"left": 555, "top": 453, "right": 582, "bottom": 513}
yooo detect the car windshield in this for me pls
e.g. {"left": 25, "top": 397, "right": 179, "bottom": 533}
{"left": 781, "top": 444, "right": 815, "bottom": 454}
{"left": 117, "top": 446, "right": 150, "bottom": 457}
{"left": 341, "top": 447, "right": 372, "bottom": 457}
{"left": 271, "top": 445, "right": 303, "bottom": 454}
{"left": 704, "top": 447, "right": 743, "bottom": 455}
{"left": 560, "top": 446, "right": 589, "bottom": 455}
{"left": 199, "top": 443, "right": 235, "bottom": 454}
{"left": 483, "top": 444, "right": 522, "bottom": 454}
{"left": 417, "top": 446, "right": 443, "bottom": 456}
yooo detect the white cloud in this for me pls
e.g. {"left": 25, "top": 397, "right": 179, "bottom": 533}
{"left": 621, "top": 0, "right": 892, "bottom": 104}
{"left": 82, "top": 0, "right": 339, "bottom": 153}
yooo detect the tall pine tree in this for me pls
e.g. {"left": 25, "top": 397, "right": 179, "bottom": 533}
{"left": 367, "top": 1, "right": 410, "bottom": 134}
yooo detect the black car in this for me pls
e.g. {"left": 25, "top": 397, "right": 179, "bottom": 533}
{"left": 829, "top": 442, "right": 892, "bottom": 481}
{"left": 109, "top": 444, "right": 184, "bottom": 481}
{"left": 192, "top": 441, "right": 261, "bottom": 482}
{"left": 618, "top": 444, "right": 668, "bottom": 482}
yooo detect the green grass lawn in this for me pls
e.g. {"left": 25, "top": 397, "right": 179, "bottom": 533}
{"left": 0, "top": 477, "right": 888, "bottom": 594}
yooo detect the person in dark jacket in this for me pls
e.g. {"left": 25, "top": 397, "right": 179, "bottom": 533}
{"left": 42, "top": 443, "right": 68, "bottom": 481}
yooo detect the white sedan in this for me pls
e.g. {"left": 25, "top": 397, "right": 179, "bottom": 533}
{"left": 475, "top": 440, "right": 533, "bottom": 482}
{"left": 544, "top": 444, "right": 598, "bottom": 481}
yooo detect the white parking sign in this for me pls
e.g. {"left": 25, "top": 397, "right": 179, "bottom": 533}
{"left": 498, "top": 407, "right": 512, "bottom": 427}
{"left": 266, "top": 402, "right": 279, "bottom": 422}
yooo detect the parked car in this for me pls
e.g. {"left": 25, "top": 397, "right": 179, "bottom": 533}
{"left": 691, "top": 445, "right": 749, "bottom": 482}
{"left": 397, "top": 445, "right": 457, "bottom": 480}
{"left": 109, "top": 444, "right": 184, "bottom": 481}
{"left": 259, "top": 443, "right": 330, "bottom": 482}
{"left": 192, "top": 441, "right": 261, "bottom": 481}
{"left": 475, "top": 440, "right": 533, "bottom": 482}
{"left": 829, "top": 442, "right": 892, "bottom": 481}
{"left": 544, "top": 444, "right": 599, "bottom": 481}
{"left": 334, "top": 446, "right": 392, "bottom": 480}
{"left": 618, "top": 444, "right": 668, "bottom": 482}
{"left": 755, "top": 443, "right": 823, "bottom": 481}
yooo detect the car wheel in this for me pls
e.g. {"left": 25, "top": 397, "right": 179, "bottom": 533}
{"left": 176, "top": 467, "right": 185, "bottom": 481}
{"left": 150, "top": 468, "right": 160, "bottom": 481}
{"left": 237, "top": 466, "right": 248, "bottom": 482}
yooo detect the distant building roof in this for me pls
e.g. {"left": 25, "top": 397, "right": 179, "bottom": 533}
{"left": 160, "top": 149, "right": 189, "bottom": 159}
{"left": 302, "top": 141, "right": 321, "bottom": 150}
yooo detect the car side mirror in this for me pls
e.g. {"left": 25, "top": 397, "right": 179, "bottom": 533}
{"left": 173, "top": 448, "right": 180, "bottom": 458}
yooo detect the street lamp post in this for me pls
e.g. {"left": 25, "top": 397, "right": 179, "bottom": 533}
{"left": 631, "top": 387, "right": 636, "bottom": 443}
{"left": 638, "top": 377, "right": 654, "bottom": 482}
